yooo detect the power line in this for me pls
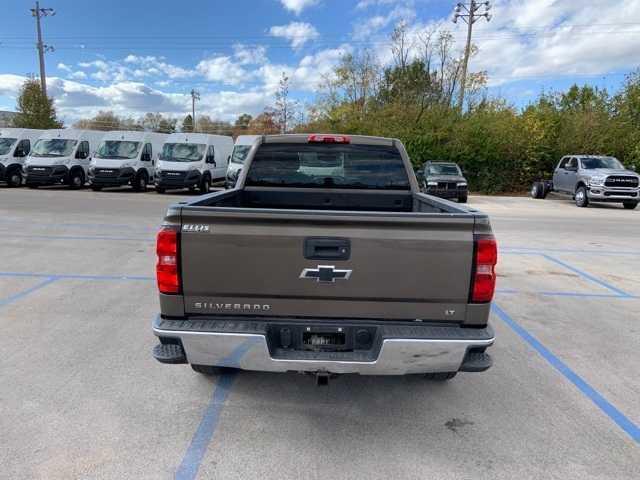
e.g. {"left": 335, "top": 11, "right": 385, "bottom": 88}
{"left": 453, "top": 1, "right": 492, "bottom": 110}
{"left": 29, "top": 1, "right": 55, "bottom": 97}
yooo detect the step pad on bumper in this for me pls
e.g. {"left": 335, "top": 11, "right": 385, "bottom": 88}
{"left": 152, "top": 343, "right": 187, "bottom": 364}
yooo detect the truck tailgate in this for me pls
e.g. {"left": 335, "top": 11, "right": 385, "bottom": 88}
{"left": 179, "top": 209, "right": 475, "bottom": 322}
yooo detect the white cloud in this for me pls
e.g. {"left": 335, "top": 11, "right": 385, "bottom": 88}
{"left": 279, "top": 0, "right": 319, "bottom": 15}
{"left": 69, "top": 71, "right": 87, "bottom": 80}
{"left": 233, "top": 44, "right": 268, "bottom": 65}
{"left": 352, "top": 5, "right": 416, "bottom": 40}
{"left": 57, "top": 63, "right": 72, "bottom": 72}
{"left": 196, "top": 56, "right": 249, "bottom": 85}
{"left": 269, "top": 22, "right": 319, "bottom": 49}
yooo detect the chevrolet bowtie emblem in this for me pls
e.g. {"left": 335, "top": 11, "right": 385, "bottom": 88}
{"left": 300, "top": 265, "right": 352, "bottom": 283}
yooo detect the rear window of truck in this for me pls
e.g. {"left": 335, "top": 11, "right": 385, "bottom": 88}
{"left": 246, "top": 143, "right": 410, "bottom": 190}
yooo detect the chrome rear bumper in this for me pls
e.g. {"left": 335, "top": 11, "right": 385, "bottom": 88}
{"left": 153, "top": 317, "right": 495, "bottom": 375}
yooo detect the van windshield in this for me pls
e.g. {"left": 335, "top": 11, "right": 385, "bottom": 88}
{"left": 95, "top": 141, "right": 141, "bottom": 159}
{"left": 0, "top": 138, "right": 17, "bottom": 155}
{"left": 230, "top": 145, "right": 251, "bottom": 164}
{"left": 246, "top": 143, "right": 410, "bottom": 190}
{"left": 31, "top": 139, "right": 78, "bottom": 157}
{"left": 162, "top": 143, "right": 205, "bottom": 162}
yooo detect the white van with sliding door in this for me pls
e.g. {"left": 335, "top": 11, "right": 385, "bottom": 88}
{"left": 156, "top": 133, "right": 232, "bottom": 193}
{"left": 0, "top": 128, "right": 44, "bottom": 187}
{"left": 24, "top": 129, "right": 105, "bottom": 188}
{"left": 88, "top": 131, "right": 168, "bottom": 191}
{"left": 225, "top": 135, "right": 260, "bottom": 188}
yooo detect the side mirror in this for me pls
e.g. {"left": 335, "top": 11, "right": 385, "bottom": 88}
{"left": 141, "top": 152, "right": 151, "bottom": 162}
{"left": 206, "top": 155, "right": 216, "bottom": 165}
{"left": 416, "top": 169, "right": 424, "bottom": 177}
{"left": 76, "top": 150, "right": 87, "bottom": 159}
{"left": 14, "top": 147, "right": 26, "bottom": 158}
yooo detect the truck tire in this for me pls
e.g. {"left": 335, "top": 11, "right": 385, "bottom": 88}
{"left": 6, "top": 167, "right": 22, "bottom": 188}
{"left": 458, "top": 192, "right": 468, "bottom": 203}
{"left": 68, "top": 169, "right": 85, "bottom": 189}
{"left": 575, "top": 186, "right": 589, "bottom": 207}
{"left": 156, "top": 187, "right": 165, "bottom": 194}
{"left": 531, "top": 182, "right": 544, "bottom": 199}
{"left": 199, "top": 174, "right": 211, "bottom": 194}
{"left": 623, "top": 201, "right": 638, "bottom": 210}
{"left": 424, "top": 372, "right": 457, "bottom": 381}
{"left": 133, "top": 171, "right": 148, "bottom": 192}
{"left": 191, "top": 364, "right": 235, "bottom": 376}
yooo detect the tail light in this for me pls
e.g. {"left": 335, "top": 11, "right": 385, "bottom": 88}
{"left": 308, "top": 134, "right": 350, "bottom": 144}
{"left": 156, "top": 226, "right": 180, "bottom": 294}
{"left": 471, "top": 234, "right": 498, "bottom": 303}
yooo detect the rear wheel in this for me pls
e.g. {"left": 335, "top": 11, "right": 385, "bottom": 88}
{"left": 6, "top": 168, "right": 22, "bottom": 187}
{"left": 623, "top": 201, "right": 638, "bottom": 210}
{"left": 424, "top": 372, "right": 457, "bottom": 381}
{"left": 575, "top": 186, "right": 589, "bottom": 207}
{"left": 191, "top": 364, "right": 235, "bottom": 376}
{"left": 531, "top": 182, "right": 544, "bottom": 199}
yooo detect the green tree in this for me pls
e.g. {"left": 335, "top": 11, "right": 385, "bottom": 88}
{"left": 181, "top": 114, "right": 194, "bottom": 133}
{"left": 13, "top": 78, "right": 62, "bottom": 129}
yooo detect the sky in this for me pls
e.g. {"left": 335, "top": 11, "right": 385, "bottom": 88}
{"left": 1, "top": 0, "right": 639, "bottom": 125}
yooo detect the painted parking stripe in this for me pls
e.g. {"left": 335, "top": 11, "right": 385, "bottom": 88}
{"left": 0, "top": 271, "right": 153, "bottom": 281}
{"left": 502, "top": 246, "right": 640, "bottom": 256}
{"left": 492, "top": 303, "right": 640, "bottom": 443}
{"left": 540, "top": 254, "right": 631, "bottom": 298}
{"left": 0, "top": 277, "right": 58, "bottom": 308}
{"left": 0, "top": 233, "right": 152, "bottom": 242}
{"left": 175, "top": 339, "right": 259, "bottom": 480}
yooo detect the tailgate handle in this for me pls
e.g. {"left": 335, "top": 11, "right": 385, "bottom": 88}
{"left": 304, "top": 237, "right": 350, "bottom": 261}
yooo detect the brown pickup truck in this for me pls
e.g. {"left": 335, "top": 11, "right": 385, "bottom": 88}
{"left": 152, "top": 134, "right": 497, "bottom": 383}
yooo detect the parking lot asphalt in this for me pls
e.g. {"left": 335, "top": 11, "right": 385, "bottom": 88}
{"left": 1, "top": 188, "right": 638, "bottom": 480}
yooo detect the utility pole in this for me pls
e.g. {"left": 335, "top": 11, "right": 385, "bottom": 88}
{"left": 30, "top": 2, "right": 55, "bottom": 97}
{"left": 190, "top": 89, "right": 200, "bottom": 132}
{"left": 452, "top": 1, "right": 491, "bottom": 110}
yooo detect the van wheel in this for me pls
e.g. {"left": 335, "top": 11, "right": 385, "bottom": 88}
{"left": 424, "top": 372, "right": 457, "bottom": 381}
{"left": 156, "top": 187, "right": 165, "bottom": 194}
{"left": 7, "top": 168, "right": 22, "bottom": 187}
{"left": 68, "top": 170, "right": 85, "bottom": 189}
{"left": 191, "top": 364, "right": 235, "bottom": 376}
{"left": 623, "top": 201, "right": 638, "bottom": 210}
{"left": 199, "top": 174, "right": 211, "bottom": 193}
{"left": 575, "top": 186, "right": 589, "bottom": 207}
{"left": 133, "top": 172, "right": 148, "bottom": 192}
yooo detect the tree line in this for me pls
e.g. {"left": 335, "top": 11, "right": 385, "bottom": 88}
{"left": 11, "top": 23, "right": 640, "bottom": 193}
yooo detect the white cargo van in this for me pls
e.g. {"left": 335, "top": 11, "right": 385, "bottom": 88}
{"left": 225, "top": 135, "right": 260, "bottom": 188}
{"left": 0, "top": 128, "right": 44, "bottom": 187}
{"left": 24, "top": 129, "right": 105, "bottom": 188}
{"left": 88, "top": 131, "right": 168, "bottom": 191}
{"left": 156, "top": 133, "right": 233, "bottom": 193}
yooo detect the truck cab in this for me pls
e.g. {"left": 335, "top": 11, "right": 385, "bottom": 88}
{"left": 88, "top": 131, "right": 168, "bottom": 191}
{"left": 24, "top": 129, "right": 105, "bottom": 188}
{"left": 0, "top": 128, "right": 43, "bottom": 187}
{"left": 156, "top": 133, "right": 233, "bottom": 194}
{"left": 225, "top": 135, "right": 260, "bottom": 189}
{"left": 551, "top": 155, "right": 639, "bottom": 209}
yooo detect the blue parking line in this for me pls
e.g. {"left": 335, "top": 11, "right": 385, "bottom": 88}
{"left": 541, "top": 254, "right": 631, "bottom": 298}
{"left": 175, "top": 339, "right": 259, "bottom": 480}
{"left": 1, "top": 233, "right": 152, "bottom": 242}
{"left": 0, "top": 271, "right": 153, "bottom": 281}
{"left": 0, "top": 277, "right": 58, "bottom": 307}
{"left": 502, "top": 246, "right": 640, "bottom": 256}
{"left": 0, "top": 218, "right": 156, "bottom": 232}
{"left": 492, "top": 303, "right": 640, "bottom": 443}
